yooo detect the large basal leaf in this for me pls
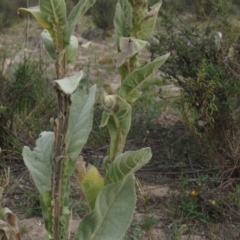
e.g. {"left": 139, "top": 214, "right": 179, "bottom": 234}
{"left": 64, "top": 0, "right": 96, "bottom": 43}
{"left": 75, "top": 156, "right": 104, "bottom": 211}
{"left": 65, "top": 85, "right": 96, "bottom": 160}
{"left": 139, "top": 1, "right": 162, "bottom": 40}
{"left": 22, "top": 132, "right": 53, "bottom": 233}
{"left": 76, "top": 175, "right": 135, "bottom": 240}
{"left": 119, "top": 53, "right": 170, "bottom": 103}
{"left": 22, "top": 131, "right": 54, "bottom": 193}
{"left": 54, "top": 71, "right": 83, "bottom": 95}
{"left": 39, "top": 0, "right": 66, "bottom": 29}
{"left": 105, "top": 148, "right": 152, "bottom": 185}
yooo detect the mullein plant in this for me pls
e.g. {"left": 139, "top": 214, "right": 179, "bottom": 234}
{"left": 101, "top": 0, "right": 169, "bottom": 166}
{"left": 18, "top": 0, "right": 169, "bottom": 239}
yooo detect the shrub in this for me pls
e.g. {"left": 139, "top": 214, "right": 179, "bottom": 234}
{"left": 0, "top": 0, "right": 27, "bottom": 30}
{"left": 148, "top": 1, "right": 240, "bottom": 176}
{"left": 91, "top": 0, "right": 117, "bottom": 31}
{"left": 0, "top": 57, "right": 56, "bottom": 155}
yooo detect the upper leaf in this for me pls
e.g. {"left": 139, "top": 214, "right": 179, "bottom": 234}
{"left": 41, "top": 31, "right": 78, "bottom": 62}
{"left": 54, "top": 71, "right": 83, "bottom": 95}
{"left": 18, "top": 6, "right": 54, "bottom": 38}
{"left": 139, "top": 1, "right": 162, "bottom": 40}
{"left": 114, "top": 1, "right": 132, "bottom": 49}
{"left": 39, "top": 0, "right": 67, "bottom": 29}
{"left": 119, "top": 53, "right": 170, "bottom": 103}
{"left": 99, "top": 111, "right": 110, "bottom": 128}
{"left": 116, "top": 37, "right": 147, "bottom": 67}
{"left": 76, "top": 175, "right": 135, "bottom": 240}
{"left": 64, "top": 0, "right": 96, "bottom": 43}
{"left": 22, "top": 131, "right": 54, "bottom": 193}
{"left": 65, "top": 85, "right": 96, "bottom": 160}
{"left": 66, "top": 35, "right": 79, "bottom": 63}
{"left": 105, "top": 148, "right": 152, "bottom": 185}
{"left": 119, "top": 0, "right": 132, "bottom": 30}
{"left": 41, "top": 30, "right": 57, "bottom": 60}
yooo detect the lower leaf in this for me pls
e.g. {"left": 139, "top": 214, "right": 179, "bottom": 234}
{"left": 76, "top": 175, "right": 136, "bottom": 240}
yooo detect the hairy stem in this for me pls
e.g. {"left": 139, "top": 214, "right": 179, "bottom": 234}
{"left": 52, "top": 50, "right": 69, "bottom": 239}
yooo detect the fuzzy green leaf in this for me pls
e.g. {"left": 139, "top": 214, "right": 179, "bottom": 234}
{"left": 40, "top": 192, "right": 52, "bottom": 232}
{"left": 18, "top": 6, "right": 54, "bottom": 38}
{"left": 65, "top": 85, "right": 96, "bottom": 160}
{"left": 105, "top": 148, "right": 152, "bottom": 185}
{"left": 41, "top": 31, "right": 78, "bottom": 62}
{"left": 22, "top": 131, "right": 54, "bottom": 193}
{"left": 114, "top": 3, "right": 127, "bottom": 38}
{"left": 41, "top": 30, "right": 56, "bottom": 60}
{"left": 99, "top": 111, "right": 110, "bottom": 128}
{"left": 119, "top": 53, "right": 170, "bottom": 103}
{"left": 114, "top": 1, "right": 131, "bottom": 49}
{"left": 76, "top": 175, "right": 135, "bottom": 240}
{"left": 139, "top": 1, "right": 162, "bottom": 40}
{"left": 39, "top": 0, "right": 66, "bottom": 28}
{"left": 54, "top": 71, "right": 83, "bottom": 95}
{"left": 119, "top": 0, "right": 132, "bottom": 30}
{"left": 64, "top": 0, "right": 96, "bottom": 43}
{"left": 66, "top": 35, "right": 79, "bottom": 63}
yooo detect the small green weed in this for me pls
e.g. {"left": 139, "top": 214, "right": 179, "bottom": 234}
{"left": 165, "top": 221, "right": 184, "bottom": 240}
{"left": 138, "top": 215, "right": 157, "bottom": 231}
{"left": 124, "top": 215, "right": 157, "bottom": 240}
{"left": 25, "top": 190, "right": 42, "bottom": 217}
{"left": 178, "top": 196, "right": 209, "bottom": 223}
{"left": 71, "top": 200, "right": 89, "bottom": 218}
{"left": 167, "top": 176, "right": 215, "bottom": 224}
{"left": 15, "top": 189, "right": 42, "bottom": 217}
{"left": 19, "top": 225, "right": 29, "bottom": 235}
{"left": 227, "top": 185, "right": 240, "bottom": 207}
{"left": 124, "top": 221, "right": 145, "bottom": 240}
{"left": 166, "top": 220, "right": 200, "bottom": 240}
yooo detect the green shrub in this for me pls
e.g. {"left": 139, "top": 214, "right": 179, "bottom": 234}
{"left": 91, "top": 0, "right": 117, "bottom": 31}
{"left": 0, "top": 57, "right": 56, "bottom": 156}
{"left": 159, "top": 0, "right": 234, "bottom": 19}
{"left": 148, "top": 1, "right": 240, "bottom": 176}
{"left": 0, "top": 0, "right": 27, "bottom": 30}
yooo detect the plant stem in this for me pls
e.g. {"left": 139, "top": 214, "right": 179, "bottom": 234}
{"left": 51, "top": 53, "right": 70, "bottom": 239}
